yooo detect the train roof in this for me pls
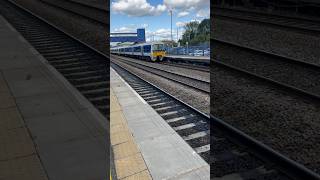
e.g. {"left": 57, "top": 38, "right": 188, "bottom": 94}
{"left": 110, "top": 41, "right": 165, "bottom": 49}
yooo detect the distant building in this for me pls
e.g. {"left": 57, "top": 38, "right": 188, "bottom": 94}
{"left": 110, "top": 29, "right": 145, "bottom": 43}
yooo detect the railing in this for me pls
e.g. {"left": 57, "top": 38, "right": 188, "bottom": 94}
{"left": 165, "top": 44, "right": 210, "bottom": 57}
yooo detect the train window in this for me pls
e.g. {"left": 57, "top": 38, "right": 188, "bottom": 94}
{"left": 143, "top": 45, "right": 151, "bottom": 53}
{"left": 134, "top": 46, "right": 141, "bottom": 52}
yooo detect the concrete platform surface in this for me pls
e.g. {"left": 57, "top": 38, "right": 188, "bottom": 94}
{"left": 111, "top": 83, "right": 152, "bottom": 180}
{"left": 110, "top": 68, "right": 210, "bottom": 180}
{"left": 0, "top": 15, "right": 108, "bottom": 180}
{"left": 165, "top": 55, "right": 210, "bottom": 60}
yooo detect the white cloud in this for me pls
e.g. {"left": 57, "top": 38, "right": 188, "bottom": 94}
{"left": 164, "top": 0, "right": 209, "bottom": 11}
{"left": 155, "top": 28, "right": 172, "bottom": 39}
{"left": 147, "top": 28, "right": 186, "bottom": 42}
{"left": 112, "top": 24, "right": 137, "bottom": 32}
{"left": 176, "top": 21, "right": 186, "bottom": 27}
{"left": 145, "top": 28, "right": 174, "bottom": 41}
{"left": 196, "top": 8, "right": 209, "bottom": 18}
{"left": 190, "top": 19, "right": 201, "bottom": 23}
{"left": 112, "top": 23, "right": 149, "bottom": 33}
{"left": 177, "top": 11, "right": 189, "bottom": 18}
{"left": 112, "top": 0, "right": 167, "bottom": 17}
{"left": 141, "top": 23, "right": 149, "bottom": 28}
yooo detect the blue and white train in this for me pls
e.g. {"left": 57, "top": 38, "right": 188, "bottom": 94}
{"left": 110, "top": 42, "right": 166, "bottom": 62}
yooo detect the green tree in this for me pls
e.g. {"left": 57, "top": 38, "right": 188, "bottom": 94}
{"left": 179, "top": 19, "right": 210, "bottom": 46}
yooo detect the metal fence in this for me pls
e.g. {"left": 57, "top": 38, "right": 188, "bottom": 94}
{"left": 165, "top": 43, "right": 210, "bottom": 56}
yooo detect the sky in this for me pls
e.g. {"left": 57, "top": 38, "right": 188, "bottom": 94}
{"left": 110, "top": 0, "right": 210, "bottom": 42}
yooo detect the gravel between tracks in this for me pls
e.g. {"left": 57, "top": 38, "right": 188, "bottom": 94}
{"left": 12, "top": 0, "right": 109, "bottom": 55}
{"left": 211, "top": 64, "right": 320, "bottom": 174}
{"left": 69, "top": 0, "right": 108, "bottom": 10}
{"left": 112, "top": 60, "right": 210, "bottom": 114}
{"left": 213, "top": 17, "right": 320, "bottom": 65}
{"left": 112, "top": 55, "right": 210, "bottom": 82}
{"left": 213, "top": 41, "right": 320, "bottom": 96}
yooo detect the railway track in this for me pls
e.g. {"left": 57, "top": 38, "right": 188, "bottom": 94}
{"left": 212, "top": 61, "right": 320, "bottom": 180}
{"left": 111, "top": 61, "right": 210, "bottom": 161}
{"left": 213, "top": 38, "right": 320, "bottom": 100}
{"left": 0, "top": 0, "right": 108, "bottom": 115}
{"left": 64, "top": 0, "right": 107, "bottom": 11}
{"left": 42, "top": 0, "right": 211, "bottom": 71}
{"left": 164, "top": 56, "right": 210, "bottom": 67}
{"left": 111, "top": 59, "right": 320, "bottom": 179}
{"left": 3, "top": 0, "right": 319, "bottom": 179}
{"left": 39, "top": 0, "right": 107, "bottom": 25}
{"left": 112, "top": 55, "right": 210, "bottom": 93}
{"left": 212, "top": 6, "right": 320, "bottom": 35}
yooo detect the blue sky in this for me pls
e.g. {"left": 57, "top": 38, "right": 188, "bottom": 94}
{"left": 110, "top": 0, "right": 210, "bottom": 42}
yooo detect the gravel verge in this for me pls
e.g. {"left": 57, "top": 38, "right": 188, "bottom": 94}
{"left": 12, "top": 0, "right": 109, "bottom": 55}
{"left": 114, "top": 58, "right": 210, "bottom": 93}
{"left": 69, "top": 0, "right": 108, "bottom": 10}
{"left": 213, "top": 40, "right": 320, "bottom": 96}
{"left": 112, "top": 55, "right": 210, "bottom": 82}
{"left": 212, "top": 17, "right": 320, "bottom": 65}
{"left": 41, "top": 0, "right": 107, "bottom": 24}
{"left": 211, "top": 64, "right": 320, "bottom": 174}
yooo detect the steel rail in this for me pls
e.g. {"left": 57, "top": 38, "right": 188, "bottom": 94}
{"left": 159, "top": 61, "right": 210, "bottom": 72}
{"left": 213, "top": 38, "right": 320, "bottom": 71}
{"left": 212, "top": 5, "right": 320, "bottom": 24}
{"left": 111, "top": 54, "right": 210, "bottom": 72}
{"left": 112, "top": 56, "right": 210, "bottom": 93}
{"left": 112, "top": 60, "right": 320, "bottom": 179}
{"left": 39, "top": 0, "right": 107, "bottom": 25}
{"left": 1, "top": 0, "right": 109, "bottom": 115}
{"left": 212, "top": 6, "right": 320, "bottom": 35}
{"left": 213, "top": 60, "right": 320, "bottom": 101}
{"left": 112, "top": 55, "right": 209, "bottom": 82}
{"left": 211, "top": 115, "right": 320, "bottom": 180}
{"left": 213, "top": 38, "right": 320, "bottom": 100}
{"left": 64, "top": 0, "right": 108, "bottom": 12}
{"left": 5, "top": 0, "right": 109, "bottom": 59}
{"left": 111, "top": 60, "right": 210, "bottom": 161}
{"left": 7, "top": 0, "right": 320, "bottom": 178}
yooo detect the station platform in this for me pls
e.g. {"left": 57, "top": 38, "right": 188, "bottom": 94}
{"left": 164, "top": 55, "right": 210, "bottom": 64}
{"left": 0, "top": 15, "right": 107, "bottom": 179}
{"left": 110, "top": 68, "right": 210, "bottom": 180}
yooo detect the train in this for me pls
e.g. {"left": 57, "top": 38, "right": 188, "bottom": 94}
{"left": 110, "top": 42, "right": 166, "bottom": 62}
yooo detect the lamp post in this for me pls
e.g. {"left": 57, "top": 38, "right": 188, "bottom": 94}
{"left": 170, "top": 9, "right": 173, "bottom": 47}
{"left": 177, "top": 27, "right": 178, "bottom": 43}
{"left": 186, "top": 41, "right": 188, "bottom": 55}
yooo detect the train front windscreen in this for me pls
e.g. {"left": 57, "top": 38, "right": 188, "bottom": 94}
{"left": 153, "top": 44, "right": 165, "bottom": 51}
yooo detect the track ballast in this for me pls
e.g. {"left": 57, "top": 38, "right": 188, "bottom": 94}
{"left": 0, "top": 0, "right": 108, "bottom": 116}
{"left": 112, "top": 55, "right": 210, "bottom": 93}
{"left": 212, "top": 6, "right": 320, "bottom": 35}
{"left": 111, "top": 57, "right": 320, "bottom": 180}
{"left": 213, "top": 38, "right": 320, "bottom": 100}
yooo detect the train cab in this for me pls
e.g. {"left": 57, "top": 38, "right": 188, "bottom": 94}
{"left": 151, "top": 43, "right": 166, "bottom": 61}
